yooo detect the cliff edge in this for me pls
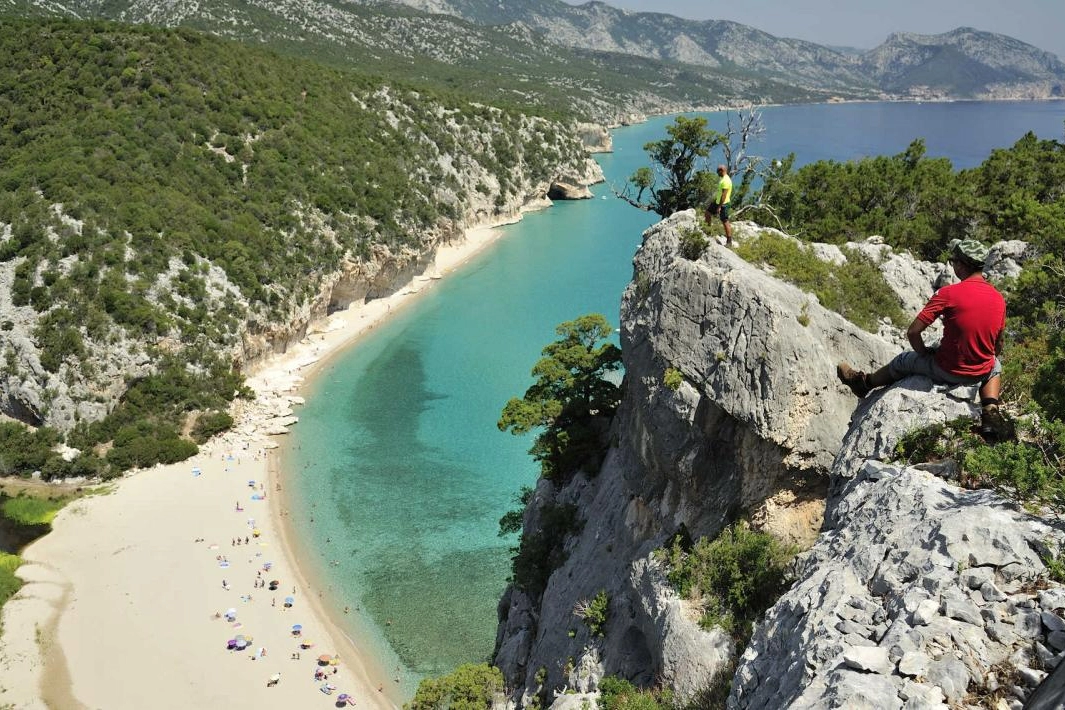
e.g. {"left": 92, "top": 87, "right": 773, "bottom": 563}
{"left": 492, "top": 212, "right": 1063, "bottom": 708}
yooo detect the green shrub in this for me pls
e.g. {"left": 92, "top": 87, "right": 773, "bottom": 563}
{"left": 679, "top": 228, "right": 709, "bottom": 260}
{"left": 735, "top": 232, "right": 906, "bottom": 333}
{"left": 406, "top": 663, "right": 505, "bottom": 710}
{"left": 598, "top": 676, "right": 673, "bottom": 710}
{"left": 663, "top": 522, "right": 796, "bottom": 641}
{"left": 191, "top": 410, "right": 234, "bottom": 444}
{"left": 574, "top": 589, "right": 609, "bottom": 637}
{"left": 663, "top": 367, "right": 683, "bottom": 392}
{"left": 510, "top": 503, "right": 582, "bottom": 597}
{"left": 896, "top": 415, "right": 1065, "bottom": 513}
{"left": 0, "top": 423, "right": 63, "bottom": 476}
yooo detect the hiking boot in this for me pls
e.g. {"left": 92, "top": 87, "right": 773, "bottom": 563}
{"left": 980, "top": 403, "right": 1009, "bottom": 440}
{"left": 836, "top": 362, "right": 871, "bottom": 398}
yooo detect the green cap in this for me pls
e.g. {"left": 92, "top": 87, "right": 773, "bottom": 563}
{"left": 948, "top": 238, "right": 990, "bottom": 268}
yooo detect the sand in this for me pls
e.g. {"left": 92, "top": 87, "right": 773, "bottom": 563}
{"left": 0, "top": 218, "right": 523, "bottom": 710}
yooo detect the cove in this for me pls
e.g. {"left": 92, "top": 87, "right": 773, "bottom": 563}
{"left": 283, "top": 100, "right": 1065, "bottom": 690}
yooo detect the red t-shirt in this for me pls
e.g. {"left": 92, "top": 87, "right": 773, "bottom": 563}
{"left": 916, "top": 275, "right": 1005, "bottom": 377}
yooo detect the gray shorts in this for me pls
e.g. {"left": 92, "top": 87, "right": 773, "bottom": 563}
{"left": 888, "top": 351, "right": 1001, "bottom": 386}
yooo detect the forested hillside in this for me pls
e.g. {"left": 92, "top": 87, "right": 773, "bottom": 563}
{"left": 0, "top": 0, "right": 831, "bottom": 123}
{"left": 0, "top": 17, "right": 594, "bottom": 478}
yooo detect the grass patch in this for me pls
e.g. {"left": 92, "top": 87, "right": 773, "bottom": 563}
{"left": 661, "top": 522, "right": 796, "bottom": 642}
{"left": 735, "top": 231, "right": 906, "bottom": 333}
{"left": 1, "top": 495, "right": 69, "bottom": 526}
{"left": 0, "top": 552, "right": 22, "bottom": 610}
{"left": 599, "top": 676, "right": 674, "bottom": 710}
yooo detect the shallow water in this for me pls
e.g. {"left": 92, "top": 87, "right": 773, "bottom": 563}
{"left": 283, "top": 100, "right": 1065, "bottom": 691}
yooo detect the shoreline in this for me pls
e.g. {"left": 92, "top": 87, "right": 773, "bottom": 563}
{"left": 0, "top": 205, "right": 546, "bottom": 710}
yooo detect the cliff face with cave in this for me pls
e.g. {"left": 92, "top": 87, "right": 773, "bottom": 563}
{"left": 492, "top": 212, "right": 1063, "bottom": 708}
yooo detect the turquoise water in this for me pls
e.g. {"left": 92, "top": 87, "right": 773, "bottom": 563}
{"left": 283, "top": 100, "right": 1065, "bottom": 690}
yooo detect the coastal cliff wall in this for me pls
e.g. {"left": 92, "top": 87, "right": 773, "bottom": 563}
{"left": 492, "top": 213, "right": 1061, "bottom": 707}
{"left": 0, "top": 107, "right": 605, "bottom": 432}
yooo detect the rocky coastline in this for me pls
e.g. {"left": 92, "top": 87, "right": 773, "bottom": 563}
{"left": 491, "top": 212, "right": 1063, "bottom": 708}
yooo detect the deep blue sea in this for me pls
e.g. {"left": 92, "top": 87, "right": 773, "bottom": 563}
{"left": 282, "top": 100, "right": 1065, "bottom": 692}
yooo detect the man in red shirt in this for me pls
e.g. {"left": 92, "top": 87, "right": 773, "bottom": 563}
{"left": 837, "top": 238, "right": 1006, "bottom": 435}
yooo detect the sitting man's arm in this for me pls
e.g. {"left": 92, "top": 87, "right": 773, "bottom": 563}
{"left": 906, "top": 318, "right": 931, "bottom": 355}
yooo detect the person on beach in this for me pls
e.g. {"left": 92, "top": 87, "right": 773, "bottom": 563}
{"left": 836, "top": 238, "right": 1007, "bottom": 437}
{"left": 704, "top": 164, "right": 733, "bottom": 247}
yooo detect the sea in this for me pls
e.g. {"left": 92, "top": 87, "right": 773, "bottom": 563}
{"left": 281, "top": 100, "right": 1065, "bottom": 693}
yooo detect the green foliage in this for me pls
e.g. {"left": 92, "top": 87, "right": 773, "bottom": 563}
{"left": 734, "top": 231, "right": 906, "bottom": 332}
{"left": 406, "top": 663, "right": 504, "bottom": 710}
{"left": 894, "top": 417, "right": 981, "bottom": 465}
{"left": 0, "top": 18, "right": 594, "bottom": 474}
{"left": 510, "top": 503, "right": 582, "bottom": 597}
{"left": 895, "top": 415, "right": 1065, "bottom": 513}
{"left": 758, "top": 139, "right": 963, "bottom": 256}
{"left": 191, "top": 411, "right": 234, "bottom": 444}
{"left": 678, "top": 228, "right": 709, "bottom": 260}
{"left": 663, "top": 367, "right": 683, "bottom": 392}
{"left": 66, "top": 354, "right": 244, "bottom": 474}
{"left": 0, "top": 553, "right": 22, "bottom": 611}
{"left": 1, "top": 495, "right": 68, "bottom": 526}
{"left": 627, "top": 116, "right": 721, "bottom": 217}
{"left": 498, "top": 314, "right": 622, "bottom": 482}
{"left": 964, "top": 417, "right": 1065, "bottom": 510}
{"left": 598, "top": 677, "right": 674, "bottom": 710}
{"left": 576, "top": 589, "right": 610, "bottom": 637}
{"left": 0, "top": 423, "right": 64, "bottom": 477}
{"left": 663, "top": 523, "right": 796, "bottom": 641}
{"left": 497, "top": 485, "right": 533, "bottom": 537}
{"left": 1041, "top": 542, "right": 1065, "bottom": 583}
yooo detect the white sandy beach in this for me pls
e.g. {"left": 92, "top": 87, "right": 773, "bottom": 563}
{"left": 0, "top": 219, "right": 521, "bottom": 710}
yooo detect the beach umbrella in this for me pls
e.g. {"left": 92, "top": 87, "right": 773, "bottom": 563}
{"left": 284, "top": 596, "right": 295, "bottom": 606}
{"left": 191, "top": 467, "right": 202, "bottom": 476}
{"left": 300, "top": 640, "right": 313, "bottom": 649}
{"left": 318, "top": 654, "right": 332, "bottom": 664}
{"left": 291, "top": 624, "right": 302, "bottom": 632}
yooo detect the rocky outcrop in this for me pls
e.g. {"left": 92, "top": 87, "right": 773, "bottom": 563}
{"left": 732, "top": 386, "right": 1065, "bottom": 709}
{"left": 575, "top": 123, "right": 613, "bottom": 154}
{"left": 493, "top": 212, "right": 1057, "bottom": 709}
{"left": 493, "top": 211, "right": 900, "bottom": 700}
{"left": 547, "top": 181, "right": 594, "bottom": 200}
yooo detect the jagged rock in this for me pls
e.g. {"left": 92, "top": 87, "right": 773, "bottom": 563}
{"left": 491, "top": 212, "right": 1058, "bottom": 710}
{"left": 548, "top": 181, "right": 593, "bottom": 200}
{"left": 843, "top": 646, "right": 892, "bottom": 674}
{"left": 731, "top": 452, "right": 1064, "bottom": 708}
{"left": 574, "top": 122, "right": 613, "bottom": 153}
{"left": 548, "top": 693, "right": 598, "bottom": 710}
{"left": 898, "top": 651, "right": 930, "bottom": 678}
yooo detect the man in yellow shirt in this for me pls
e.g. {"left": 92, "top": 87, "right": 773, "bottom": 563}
{"left": 704, "top": 164, "right": 733, "bottom": 247}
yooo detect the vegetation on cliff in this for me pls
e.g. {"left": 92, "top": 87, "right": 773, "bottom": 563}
{"left": 498, "top": 314, "right": 622, "bottom": 483}
{"left": 0, "top": 17, "right": 591, "bottom": 479}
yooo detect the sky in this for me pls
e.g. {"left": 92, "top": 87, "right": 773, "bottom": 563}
{"left": 561, "top": 0, "right": 1065, "bottom": 60}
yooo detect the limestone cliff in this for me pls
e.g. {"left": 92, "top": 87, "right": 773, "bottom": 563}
{"left": 0, "top": 107, "right": 604, "bottom": 432}
{"left": 492, "top": 212, "right": 1062, "bottom": 708}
